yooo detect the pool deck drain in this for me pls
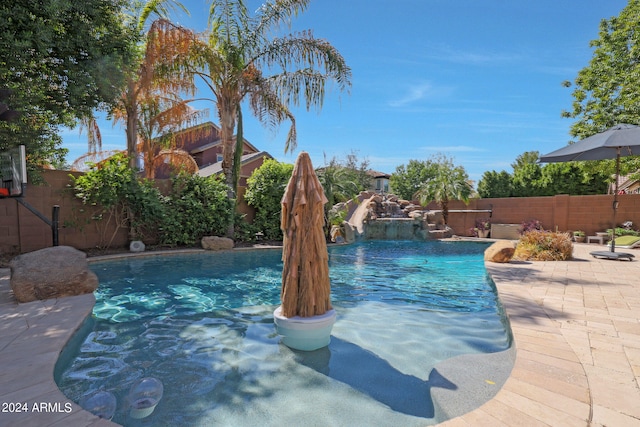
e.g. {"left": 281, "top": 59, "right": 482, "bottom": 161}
{"left": 1, "top": 243, "right": 639, "bottom": 426}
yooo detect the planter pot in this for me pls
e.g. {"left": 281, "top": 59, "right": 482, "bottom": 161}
{"left": 477, "top": 229, "right": 490, "bottom": 238}
{"left": 574, "top": 236, "right": 585, "bottom": 243}
{"left": 273, "top": 306, "right": 336, "bottom": 351}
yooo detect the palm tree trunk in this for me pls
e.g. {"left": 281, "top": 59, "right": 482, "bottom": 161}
{"left": 218, "top": 96, "right": 238, "bottom": 238}
{"left": 125, "top": 80, "right": 138, "bottom": 171}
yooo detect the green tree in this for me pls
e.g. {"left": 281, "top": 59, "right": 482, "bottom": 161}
{"left": 244, "top": 158, "right": 294, "bottom": 240}
{"left": 0, "top": 0, "right": 137, "bottom": 169}
{"left": 561, "top": 1, "right": 640, "bottom": 182}
{"left": 477, "top": 170, "right": 513, "bottom": 198}
{"left": 415, "top": 155, "right": 472, "bottom": 225}
{"left": 389, "top": 159, "right": 440, "bottom": 200}
{"left": 188, "top": 0, "right": 352, "bottom": 202}
{"left": 562, "top": 0, "right": 640, "bottom": 138}
{"left": 511, "top": 151, "right": 543, "bottom": 197}
{"left": 538, "top": 162, "right": 609, "bottom": 195}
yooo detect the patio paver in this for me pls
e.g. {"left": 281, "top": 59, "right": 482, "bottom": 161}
{"left": 0, "top": 243, "right": 639, "bottom": 426}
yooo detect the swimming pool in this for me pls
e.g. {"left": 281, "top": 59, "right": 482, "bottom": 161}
{"left": 56, "top": 240, "right": 512, "bottom": 426}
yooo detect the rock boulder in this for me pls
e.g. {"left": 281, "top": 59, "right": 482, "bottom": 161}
{"left": 201, "top": 236, "right": 234, "bottom": 251}
{"left": 484, "top": 241, "right": 517, "bottom": 263}
{"left": 10, "top": 246, "right": 98, "bottom": 303}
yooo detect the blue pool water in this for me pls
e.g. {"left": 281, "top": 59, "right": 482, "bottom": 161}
{"left": 56, "top": 240, "right": 511, "bottom": 426}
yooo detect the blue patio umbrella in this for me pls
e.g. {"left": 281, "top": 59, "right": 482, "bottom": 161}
{"left": 540, "top": 123, "right": 640, "bottom": 260}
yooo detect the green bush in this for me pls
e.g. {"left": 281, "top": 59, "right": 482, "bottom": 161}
{"left": 70, "top": 153, "right": 165, "bottom": 247}
{"left": 514, "top": 230, "right": 573, "bottom": 261}
{"left": 160, "top": 173, "right": 233, "bottom": 246}
{"left": 244, "top": 159, "right": 293, "bottom": 240}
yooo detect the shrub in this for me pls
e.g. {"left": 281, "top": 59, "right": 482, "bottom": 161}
{"left": 513, "top": 230, "right": 573, "bottom": 261}
{"left": 244, "top": 159, "right": 293, "bottom": 240}
{"left": 70, "top": 153, "right": 165, "bottom": 247}
{"left": 159, "top": 173, "right": 233, "bottom": 246}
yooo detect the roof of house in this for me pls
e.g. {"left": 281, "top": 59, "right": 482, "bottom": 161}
{"left": 367, "top": 170, "right": 391, "bottom": 179}
{"left": 197, "top": 151, "right": 273, "bottom": 177}
{"left": 176, "top": 121, "right": 260, "bottom": 154}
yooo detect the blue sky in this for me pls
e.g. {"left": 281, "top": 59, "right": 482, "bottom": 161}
{"left": 61, "top": 0, "right": 629, "bottom": 185}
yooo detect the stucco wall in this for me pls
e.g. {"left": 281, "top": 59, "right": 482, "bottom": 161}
{"left": 429, "top": 194, "right": 640, "bottom": 238}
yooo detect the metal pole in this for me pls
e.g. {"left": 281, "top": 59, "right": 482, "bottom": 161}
{"left": 52, "top": 205, "right": 59, "bottom": 246}
{"left": 611, "top": 149, "right": 621, "bottom": 253}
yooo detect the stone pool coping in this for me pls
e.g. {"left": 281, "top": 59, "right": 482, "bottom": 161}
{"left": 1, "top": 243, "right": 639, "bottom": 426}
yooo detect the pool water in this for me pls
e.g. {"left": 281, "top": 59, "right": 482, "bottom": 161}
{"left": 56, "top": 240, "right": 511, "bottom": 426}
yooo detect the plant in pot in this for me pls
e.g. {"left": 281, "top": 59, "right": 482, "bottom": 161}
{"left": 573, "top": 230, "right": 586, "bottom": 243}
{"left": 473, "top": 218, "right": 491, "bottom": 238}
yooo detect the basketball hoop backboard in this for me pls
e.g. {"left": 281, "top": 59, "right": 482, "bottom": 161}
{"left": 0, "top": 145, "right": 27, "bottom": 197}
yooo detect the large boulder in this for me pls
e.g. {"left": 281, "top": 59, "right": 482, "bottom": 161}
{"left": 484, "top": 241, "right": 517, "bottom": 263}
{"left": 10, "top": 246, "right": 98, "bottom": 303}
{"left": 201, "top": 236, "right": 234, "bottom": 251}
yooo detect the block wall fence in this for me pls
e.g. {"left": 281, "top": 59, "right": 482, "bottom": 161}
{"left": 0, "top": 170, "right": 256, "bottom": 255}
{"left": 2, "top": 170, "right": 639, "bottom": 254}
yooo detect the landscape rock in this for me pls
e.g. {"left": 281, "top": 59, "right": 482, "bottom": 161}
{"left": 129, "top": 240, "right": 145, "bottom": 252}
{"left": 10, "top": 246, "right": 98, "bottom": 303}
{"left": 484, "top": 241, "right": 517, "bottom": 263}
{"left": 201, "top": 236, "right": 234, "bottom": 251}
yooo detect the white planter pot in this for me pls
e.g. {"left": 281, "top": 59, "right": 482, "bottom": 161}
{"left": 273, "top": 306, "right": 336, "bottom": 351}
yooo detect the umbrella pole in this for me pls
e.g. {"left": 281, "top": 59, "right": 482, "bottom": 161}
{"left": 610, "top": 149, "right": 621, "bottom": 253}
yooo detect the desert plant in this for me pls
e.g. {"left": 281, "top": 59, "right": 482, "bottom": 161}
{"left": 520, "top": 219, "right": 544, "bottom": 234}
{"left": 573, "top": 230, "right": 585, "bottom": 237}
{"left": 514, "top": 230, "right": 573, "bottom": 261}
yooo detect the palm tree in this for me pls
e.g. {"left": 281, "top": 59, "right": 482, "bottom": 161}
{"left": 117, "top": 1, "right": 193, "bottom": 169}
{"left": 136, "top": 91, "right": 206, "bottom": 178}
{"left": 415, "top": 156, "right": 472, "bottom": 225}
{"left": 188, "top": 0, "right": 351, "bottom": 199}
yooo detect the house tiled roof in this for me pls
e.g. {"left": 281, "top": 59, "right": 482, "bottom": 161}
{"left": 367, "top": 170, "right": 391, "bottom": 179}
{"left": 197, "top": 151, "right": 272, "bottom": 177}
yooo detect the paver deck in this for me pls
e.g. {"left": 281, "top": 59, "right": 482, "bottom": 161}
{"left": 1, "top": 243, "right": 639, "bottom": 426}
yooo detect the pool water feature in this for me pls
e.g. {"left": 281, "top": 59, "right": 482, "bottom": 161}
{"left": 56, "top": 240, "right": 512, "bottom": 426}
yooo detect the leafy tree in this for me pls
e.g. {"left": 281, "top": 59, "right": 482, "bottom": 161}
{"left": 477, "top": 170, "right": 512, "bottom": 198}
{"left": 0, "top": 0, "right": 137, "bottom": 169}
{"left": 244, "top": 158, "right": 294, "bottom": 240}
{"left": 389, "top": 159, "right": 440, "bottom": 200}
{"left": 511, "top": 163, "right": 543, "bottom": 197}
{"left": 342, "top": 151, "right": 372, "bottom": 192}
{"left": 562, "top": 1, "right": 640, "bottom": 138}
{"left": 537, "top": 162, "right": 608, "bottom": 195}
{"left": 511, "top": 151, "right": 540, "bottom": 171}
{"left": 187, "top": 0, "right": 352, "bottom": 201}
{"left": 561, "top": 1, "right": 640, "bottom": 181}
{"left": 415, "top": 155, "right": 472, "bottom": 225}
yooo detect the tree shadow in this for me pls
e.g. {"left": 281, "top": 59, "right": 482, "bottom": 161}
{"left": 293, "top": 337, "right": 457, "bottom": 418}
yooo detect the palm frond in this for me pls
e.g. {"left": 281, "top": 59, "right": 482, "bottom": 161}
{"left": 138, "top": 0, "right": 189, "bottom": 32}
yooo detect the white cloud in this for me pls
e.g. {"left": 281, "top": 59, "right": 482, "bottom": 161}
{"left": 388, "top": 82, "right": 454, "bottom": 108}
{"left": 421, "top": 145, "right": 487, "bottom": 153}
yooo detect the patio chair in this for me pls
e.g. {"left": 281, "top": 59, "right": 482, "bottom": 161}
{"left": 608, "top": 235, "right": 640, "bottom": 249}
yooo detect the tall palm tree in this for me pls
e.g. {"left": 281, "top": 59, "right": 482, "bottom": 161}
{"left": 415, "top": 156, "right": 472, "bottom": 225}
{"left": 189, "top": 0, "right": 351, "bottom": 199}
{"left": 118, "top": 1, "right": 193, "bottom": 169}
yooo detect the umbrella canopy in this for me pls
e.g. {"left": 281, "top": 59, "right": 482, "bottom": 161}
{"left": 539, "top": 124, "right": 640, "bottom": 162}
{"left": 280, "top": 152, "right": 332, "bottom": 317}
{"left": 540, "top": 124, "right": 640, "bottom": 260}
